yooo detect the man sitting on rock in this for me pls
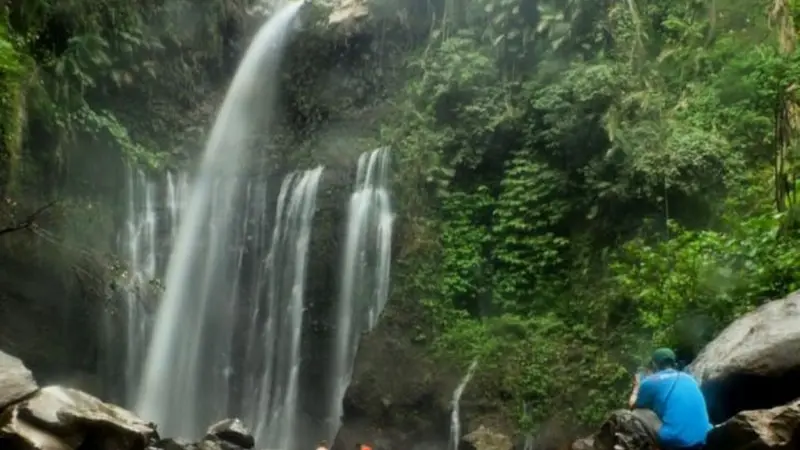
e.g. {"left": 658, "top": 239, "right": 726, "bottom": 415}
{"left": 628, "top": 348, "right": 712, "bottom": 450}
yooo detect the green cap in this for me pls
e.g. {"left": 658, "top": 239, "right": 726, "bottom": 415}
{"left": 651, "top": 348, "right": 676, "bottom": 369}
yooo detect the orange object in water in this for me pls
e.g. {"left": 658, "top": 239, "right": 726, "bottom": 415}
{"left": 360, "top": 445, "right": 372, "bottom": 450}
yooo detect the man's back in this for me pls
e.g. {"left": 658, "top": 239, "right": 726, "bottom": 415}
{"left": 635, "top": 369, "right": 711, "bottom": 448}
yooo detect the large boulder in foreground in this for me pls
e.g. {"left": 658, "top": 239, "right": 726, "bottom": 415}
{"left": 0, "top": 350, "right": 38, "bottom": 410}
{"left": 0, "top": 348, "right": 257, "bottom": 450}
{"left": 690, "top": 291, "right": 800, "bottom": 381}
{"left": 0, "top": 385, "right": 156, "bottom": 449}
{"left": 705, "top": 398, "right": 800, "bottom": 450}
{"left": 688, "top": 291, "right": 800, "bottom": 422}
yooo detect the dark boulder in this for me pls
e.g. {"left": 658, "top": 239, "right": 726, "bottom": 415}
{"left": 688, "top": 291, "right": 800, "bottom": 423}
{"left": 204, "top": 418, "right": 254, "bottom": 449}
{"left": 705, "top": 398, "right": 800, "bottom": 450}
{"left": 569, "top": 409, "right": 660, "bottom": 450}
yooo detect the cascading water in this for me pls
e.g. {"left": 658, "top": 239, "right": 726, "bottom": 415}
{"left": 239, "top": 167, "right": 323, "bottom": 449}
{"left": 104, "top": 167, "right": 188, "bottom": 405}
{"left": 449, "top": 360, "right": 479, "bottom": 450}
{"left": 328, "top": 147, "right": 394, "bottom": 437}
{"left": 136, "top": 1, "right": 305, "bottom": 440}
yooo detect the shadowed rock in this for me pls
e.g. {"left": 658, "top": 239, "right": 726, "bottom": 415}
{"left": 0, "top": 407, "right": 75, "bottom": 450}
{"left": 569, "top": 409, "right": 660, "bottom": 450}
{"left": 705, "top": 398, "right": 800, "bottom": 450}
{"left": 205, "top": 418, "right": 254, "bottom": 449}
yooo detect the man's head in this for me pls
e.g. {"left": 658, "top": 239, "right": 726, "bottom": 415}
{"left": 650, "top": 347, "right": 677, "bottom": 371}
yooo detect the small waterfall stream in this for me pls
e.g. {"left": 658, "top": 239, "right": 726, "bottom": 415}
{"left": 107, "top": 167, "right": 188, "bottom": 405}
{"left": 449, "top": 360, "right": 479, "bottom": 450}
{"left": 328, "top": 147, "right": 394, "bottom": 438}
{"left": 240, "top": 167, "right": 324, "bottom": 449}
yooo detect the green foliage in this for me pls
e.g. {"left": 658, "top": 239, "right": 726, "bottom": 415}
{"left": 0, "top": 0, "right": 242, "bottom": 293}
{"left": 613, "top": 213, "right": 800, "bottom": 350}
{"left": 491, "top": 153, "right": 569, "bottom": 313}
{"left": 0, "top": 12, "right": 29, "bottom": 183}
{"left": 385, "top": 0, "right": 800, "bottom": 432}
{"left": 0, "top": 0, "right": 246, "bottom": 185}
{"left": 439, "top": 187, "right": 494, "bottom": 313}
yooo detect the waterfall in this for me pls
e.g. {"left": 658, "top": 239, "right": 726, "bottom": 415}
{"left": 449, "top": 360, "right": 479, "bottom": 450}
{"left": 328, "top": 147, "right": 394, "bottom": 438}
{"left": 136, "top": 1, "right": 304, "bottom": 440}
{"left": 240, "top": 167, "right": 323, "bottom": 449}
{"left": 105, "top": 167, "right": 187, "bottom": 405}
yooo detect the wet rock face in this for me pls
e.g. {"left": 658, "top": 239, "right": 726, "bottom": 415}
{"left": 337, "top": 292, "right": 457, "bottom": 449}
{"left": 688, "top": 291, "right": 800, "bottom": 423}
{"left": 0, "top": 249, "right": 111, "bottom": 397}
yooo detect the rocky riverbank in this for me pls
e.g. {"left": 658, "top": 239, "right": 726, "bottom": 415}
{"left": 0, "top": 349, "right": 255, "bottom": 450}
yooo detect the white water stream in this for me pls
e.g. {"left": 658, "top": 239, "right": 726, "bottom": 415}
{"left": 328, "top": 147, "right": 394, "bottom": 438}
{"left": 241, "top": 166, "right": 324, "bottom": 448}
{"left": 118, "top": 168, "right": 188, "bottom": 406}
{"left": 449, "top": 360, "right": 479, "bottom": 450}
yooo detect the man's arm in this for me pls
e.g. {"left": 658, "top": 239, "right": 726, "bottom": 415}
{"left": 628, "top": 378, "right": 640, "bottom": 409}
{"left": 630, "top": 376, "right": 652, "bottom": 409}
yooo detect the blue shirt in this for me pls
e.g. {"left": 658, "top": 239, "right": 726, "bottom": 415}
{"left": 634, "top": 369, "right": 712, "bottom": 448}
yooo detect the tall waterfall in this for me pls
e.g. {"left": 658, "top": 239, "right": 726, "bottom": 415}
{"left": 136, "top": 1, "right": 304, "bottom": 440}
{"left": 328, "top": 147, "right": 394, "bottom": 437}
{"left": 240, "top": 167, "right": 323, "bottom": 449}
{"left": 449, "top": 360, "right": 479, "bottom": 450}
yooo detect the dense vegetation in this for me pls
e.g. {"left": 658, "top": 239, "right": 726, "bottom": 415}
{"left": 0, "top": 0, "right": 246, "bottom": 260}
{"left": 4, "top": 0, "right": 800, "bottom": 439}
{"left": 382, "top": 0, "right": 800, "bottom": 432}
